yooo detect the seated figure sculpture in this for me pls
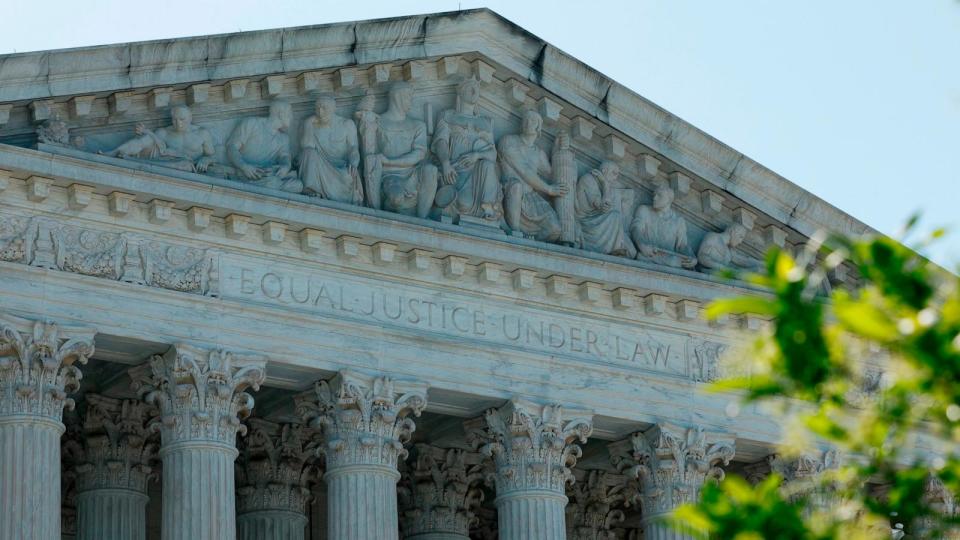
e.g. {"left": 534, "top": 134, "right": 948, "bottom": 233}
{"left": 697, "top": 223, "right": 759, "bottom": 272}
{"left": 431, "top": 77, "right": 501, "bottom": 221}
{"left": 498, "top": 110, "right": 568, "bottom": 242}
{"left": 226, "top": 100, "right": 302, "bottom": 193}
{"left": 357, "top": 83, "right": 437, "bottom": 218}
{"left": 575, "top": 161, "right": 635, "bottom": 257}
{"left": 299, "top": 95, "right": 363, "bottom": 205}
{"left": 630, "top": 184, "right": 697, "bottom": 269}
{"left": 102, "top": 105, "right": 215, "bottom": 173}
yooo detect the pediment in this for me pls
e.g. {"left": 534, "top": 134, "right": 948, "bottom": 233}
{"left": 0, "top": 9, "right": 866, "bottom": 288}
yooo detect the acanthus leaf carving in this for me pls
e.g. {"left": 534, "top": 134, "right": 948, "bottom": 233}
{"left": 464, "top": 398, "right": 594, "bottom": 495}
{"left": 0, "top": 216, "right": 33, "bottom": 263}
{"left": 73, "top": 394, "right": 159, "bottom": 493}
{"left": 609, "top": 424, "right": 735, "bottom": 519}
{"left": 566, "top": 470, "right": 628, "bottom": 540}
{"left": 295, "top": 370, "right": 428, "bottom": 470}
{"left": 236, "top": 419, "right": 321, "bottom": 516}
{"left": 128, "top": 344, "right": 267, "bottom": 448}
{"left": 141, "top": 241, "right": 213, "bottom": 295}
{"left": 0, "top": 315, "right": 95, "bottom": 420}
{"left": 398, "top": 444, "right": 486, "bottom": 537}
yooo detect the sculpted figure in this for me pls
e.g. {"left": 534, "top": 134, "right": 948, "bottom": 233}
{"left": 226, "top": 100, "right": 303, "bottom": 193}
{"left": 551, "top": 131, "right": 578, "bottom": 246}
{"left": 498, "top": 110, "right": 569, "bottom": 242}
{"left": 697, "top": 224, "right": 759, "bottom": 272}
{"left": 431, "top": 77, "right": 501, "bottom": 221}
{"left": 576, "top": 161, "right": 635, "bottom": 257}
{"left": 102, "top": 106, "right": 214, "bottom": 172}
{"left": 357, "top": 83, "right": 437, "bottom": 218}
{"left": 299, "top": 95, "right": 363, "bottom": 205}
{"left": 630, "top": 184, "right": 697, "bottom": 269}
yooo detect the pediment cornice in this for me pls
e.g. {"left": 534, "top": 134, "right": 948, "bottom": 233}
{"left": 0, "top": 10, "right": 870, "bottom": 238}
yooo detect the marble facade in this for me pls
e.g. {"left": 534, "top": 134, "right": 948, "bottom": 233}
{"left": 0, "top": 8, "right": 923, "bottom": 540}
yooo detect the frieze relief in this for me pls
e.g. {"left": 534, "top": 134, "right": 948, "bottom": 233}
{"left": 0, "top": 214, "right": 219, "bottom": 297}
{"left": 16, "top": 61, "right": 769, "bottom": 277}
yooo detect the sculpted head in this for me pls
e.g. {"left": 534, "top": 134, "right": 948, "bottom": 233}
{"left": 600, "top": 160, "right": 621, "bottom": 181}
{"left": 314, "top": 94, "right": 337, "bottom": 124}
{"left": 170, "top": 106, "right": 192, "bottom": 133}
{"left": 269, "top": 101, "right": 293, "bottom": 132}
{"left": 388, "top": 82, "right": 414, "bottom": 115}
{"left": 728, "top": 223, "right": 748, "bottom": 247}
{"left": 457, "top": 76, "right": 481, "bottom": 106}
{"left": 522, "top": 110, "right": 543, "bottom": 139}
{"left": 652, "top": 184, "right": 675, "bottom": 211}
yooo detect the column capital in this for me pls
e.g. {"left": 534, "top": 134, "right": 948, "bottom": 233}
{"left": 399, "top": 444, "right": 486, "bottom": 538}
{"left": 73, "top": 394, "right": 158, "bottom": 493}
{"left": 128, "top": 343, "right": 267, "bottom": 449}
{"left": 566, "top": 470, "right": 628, "bottom": 540}
{"left": 465, "top": 398, "right": 594, "bottom": 495}
{"left": 0, "top": 315, "right": 95, "bottom": 421}
{"left": 236, "top": 418, "right": 321, "bottom": 516}
{"left": 295, "top": 370, "right": 428, "bottom": 470}
{"left": 609, "top": 423, "right": 735, "bottom": 518}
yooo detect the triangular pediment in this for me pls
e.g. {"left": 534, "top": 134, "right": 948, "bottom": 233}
{"left": 0, "top": 9, "right": 867, "bottom": 289}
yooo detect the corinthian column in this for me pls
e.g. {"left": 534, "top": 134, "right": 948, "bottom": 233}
{"left": 399, "top": 444, "right": 485, "bottom": 540}
{"left": 609, "top": 424, "right": 735, "bottom": 540}
{"left": 566, "top": 470, "right": 627, "bottom": 540}
{"left": 73, "top": 395, "right": 157, "bottom": 540}
{"left": 129, "top": 344, "right": 267, "bottom": 540}
{"left": 465, "top": 398, "right": 594, "bottom": 540}
{"left": 296, "top": 370, "right": 428, "bottom": 540}
{"left": 236, "top": 419, "right": 320, "bottom": 540}
{"left": 0, "top": 316, "right": 95, "bottom": 540}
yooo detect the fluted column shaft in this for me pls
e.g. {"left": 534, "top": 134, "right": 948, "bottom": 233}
{"left": 237, "top": 511, "right": 307, "bottom": 540}
{"left": 161, "top": 442, "right": 238, "bottom": 540}
{"left": 296, "top": 371, "right": 428, "bottom": 540}
{"left": 0, "top": 317, "right": 95, "bottom": 540}
{"left": 465, "top": 399, "right": 594, "bottom": 540}
{"left": 642, "top": 520, "right": 695, "bottom": 540}
{"left": 405, "top": 533, "right": 468, "bottom": 540}
{"left": 326, "top": 465, "right": 401, "bottom": 539}
{"left": 129, "top": 345, "right": 267, "bottom": 540}
{"left": 0, "top": 417, "right": 63, "bottom": 540}
{"left": 496, "top": 490, "right": 567, "bottom": 540}
{"left": 76, "top": 489, "right": 149, "bottom": 540}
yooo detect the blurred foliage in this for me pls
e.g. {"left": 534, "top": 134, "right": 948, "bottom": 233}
{"left": 675, "top": 220, "right": 960, "bottom": 539}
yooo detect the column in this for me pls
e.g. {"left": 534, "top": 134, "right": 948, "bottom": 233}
{"left": 129, "top": 344, "right": 267, "bottom": 540}
{"left": 464, "top": 398, "right": 594, "bottom": 540}
{"left": 566, "top": 470, "right": 627, "bottom": 540}
{"left": 0, "top": 316, "right": 95, "bottom": 540}
{"left": 398, "top": 444, "right": 485, "bottom": 540}
{"left": 72, "top": 395, "right": 156, "bottom": 540}
{"left": 768, "top": 450, "right": 840, "bottom": 512}
{"left": 609, "top": 424, "right": 735, "bottom": 540}
{"left": 296, "top": 370, "right": 428, "bottom": 540}
{"left": 236, "top": 419, "right": 320, "bottom": 540}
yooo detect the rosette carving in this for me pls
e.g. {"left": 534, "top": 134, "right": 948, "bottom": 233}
{"left": 128, "top": 344, "right": 266, "bottom": 447}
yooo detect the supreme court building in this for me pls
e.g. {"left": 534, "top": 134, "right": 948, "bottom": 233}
{"left": 0, "top": 9, "right": 895, "bottom": 540}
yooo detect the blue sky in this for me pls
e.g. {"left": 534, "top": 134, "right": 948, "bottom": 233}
{"left": 4, "top": 0, "right": 958, "bottom": 268}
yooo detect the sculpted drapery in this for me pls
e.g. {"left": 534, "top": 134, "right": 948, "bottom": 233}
{"left": 58, "top": 77, "right": 761, "bottom": 275}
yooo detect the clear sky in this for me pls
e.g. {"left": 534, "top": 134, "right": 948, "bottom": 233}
{"left": 4, "top": 0, "right": 958, "bottom": 268}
